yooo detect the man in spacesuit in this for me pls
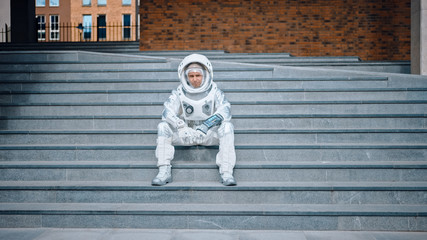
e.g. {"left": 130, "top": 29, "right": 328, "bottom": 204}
{"left": 151, "top": 53, "right": 237, "bottom": 186}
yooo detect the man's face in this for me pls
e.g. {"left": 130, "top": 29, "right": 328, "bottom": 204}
{"left": 188, "top": 71, "right": 203, "bottom": 88}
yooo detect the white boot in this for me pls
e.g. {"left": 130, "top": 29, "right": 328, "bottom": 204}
{"left": 152, "top": 165, "right": 172, "bottom": 186}
{"left": 220, "top": 172, "right": 236, "bottom": 186}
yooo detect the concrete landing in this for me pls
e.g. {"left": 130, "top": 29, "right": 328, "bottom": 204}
{"left": 0, "top": 229, "right": 426, "bottom": 240}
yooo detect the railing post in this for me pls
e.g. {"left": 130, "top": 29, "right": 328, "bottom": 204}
{"left": 6, "top": 24, "right": 9, "bottom": 42}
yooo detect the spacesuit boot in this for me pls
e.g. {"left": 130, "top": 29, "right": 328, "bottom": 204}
{"left": 152, "top": 134, "right": 174, "bottom": 186}
{"left": 151, "top": 165, "right": 172, "bottom": 186}
{"left": 220, "top": 172, "right": 236, "bottom": 186}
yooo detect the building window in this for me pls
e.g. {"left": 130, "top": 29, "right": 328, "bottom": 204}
{"left": 123, "top": 14, "right": 131, "bottom": 40}
{"left": 50, "top": 15, "right": 60, "bottom": 41}
{"left": 36, "top": 15, "right": 46, "bottom": 41}
{"left": 97, "top": 15, "right": 106, "bottom": 40}
{"left": 122, "top": 0, "right": 131, "bottom": 5}
{"left": 83, "top": 15, "right": 92, "bottom": 40}
{"left": 36, "top": 0, "right": 45, "bottom": 7}
{"left": 50, "top": 0, "right": 59, "bottom": 7}
{"left": 98, "top": 0, "right": 106, "bottom": 6}
{"left": 83, "top": 0, "right": 91, "bottom": 6}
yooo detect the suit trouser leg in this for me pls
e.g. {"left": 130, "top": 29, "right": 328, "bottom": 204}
{"left": 216, "top": 122, "right": 236, "bottom": 175}
{"left": 155, "top": 121, "right": 175, "bottom": 167}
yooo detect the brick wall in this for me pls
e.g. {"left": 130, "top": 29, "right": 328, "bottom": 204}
{"left": 139, "top": 0, "right": 410, "bottom": 61}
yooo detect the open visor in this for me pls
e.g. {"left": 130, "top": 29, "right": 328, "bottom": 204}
{"left": 184, "top": 68, "right": 205, "bottom": 88}
{"left": 182, "top": 67, "right": 211, "bottom": 93}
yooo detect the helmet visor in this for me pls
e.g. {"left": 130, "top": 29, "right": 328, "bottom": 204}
{"left": 184, "top": 67, "right": 205, "bottom": 89}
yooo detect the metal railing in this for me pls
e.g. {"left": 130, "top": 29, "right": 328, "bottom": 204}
{"left": 37, "top": 22, "right": 139, "bottom": 42}
{"left": 0, "top": 24, "right": 11, "bottom": 43}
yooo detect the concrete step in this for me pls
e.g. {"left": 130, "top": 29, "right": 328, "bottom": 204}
{"left": 2, "top": 114, "right": 425, "bottom": 130}
{"left": 2, "top": 88, "right": 427, "bottom": 104}
{"left": 1, "top": 129, "right": 427, "bottom": 145}
{"left": 269, "top": 68, "right": 426, "bottom": 88}
{"left": 220, "top": 56, "right": 361, "bottom": 64}
{"left": 0, "top": 202, "right": 425, "bottom": 230}
{"left": 1, "top": 177, "right": 426, "bottom": 204}
{"left": 1, "top": 144, "right": 426, "bottom": 162}
{"left": 1, "top": 228, "right": 426, "bottom": 240}
{"left": 141, "top": 51, "right": 292, "bottom": 58}
{"left": 0, "top": 49, "right": 167, "bottom": 63}
{"left": 3, "top": 56, "right": 348, "bottom": 71}
{"left": 387, "top": 75, "right": 427, "bottom": 88}
{"left": 0, "top": 61, "right": 172, "bottom": 72}
{"left": 0, "top": 42, "right": 140, "bottom": 52}
{"left": 0, "top": 161, "right": 426, "bottom": 183}
{"left": 2, "top": 101, "right": 426, "bottom": 116}
{"left": 303, "top": 61, "right": 410, "bottom": 74}
{"left": 0, "top": 67, "right": 274, "bottom": 80}
{"left": 0, "top": 77, "right": 391, "bottom": 91}
{"left": 0, "top": 51, "right": 93, "bottom": 63}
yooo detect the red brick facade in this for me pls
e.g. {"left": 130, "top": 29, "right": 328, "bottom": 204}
{"left": 139, "top": 0, "right": 410, "bottom": 61}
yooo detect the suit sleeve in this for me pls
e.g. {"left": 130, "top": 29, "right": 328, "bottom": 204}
{"left": 214, "top": 88, "right": 232, "bottom": 122}
{"left": 161, "top": 88, "right": 184, "bottom": 129}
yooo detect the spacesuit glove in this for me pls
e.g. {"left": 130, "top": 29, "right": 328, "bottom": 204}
{"left": 178, "top": 126, "right": 197, "bottom": 145}
{"left": 194, "top": 129, "right": 206, "bottom": 145}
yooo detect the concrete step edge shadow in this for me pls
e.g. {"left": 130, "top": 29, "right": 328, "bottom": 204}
{"left": 1, "top": 203, "right": 426, "bottom": 217}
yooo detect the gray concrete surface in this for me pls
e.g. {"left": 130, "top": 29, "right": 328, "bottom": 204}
{"left": 0, "top": 229, "right": 427, "bottom": 240}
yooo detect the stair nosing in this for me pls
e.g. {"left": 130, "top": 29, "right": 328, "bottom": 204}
{"left": 2, "top": 100, "right": 427, "bottom": 106}
{"left": 1, "top": 161, "right": 426, "bottom": 169}
{"left": 1, "top": 203, "right": 426, "bottom": 217}
{"left": 1, "top": 88, "right": 427, "bottom": 96}
{"left": 2, "top": 114, "right": 426, "bottom": 120}
{"left": 1, "top": 144, "right": 427, "bottom": 150}
{"left": 0, "top": 77, "right": 390, "bottom": 83}
{"left": 1, "top": 129, "right": 427, "bottom": 135}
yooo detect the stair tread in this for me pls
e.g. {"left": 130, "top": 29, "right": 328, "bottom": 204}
{"left": 1, "top": 128, "right": 426, "bottom": 133}
{"left": 2, "top": 143, "right": 427, "bottom": 147}
{"left": 1, "top": 160, "right": 426, "bottom": 168}
{"left": 3, "top": 113, "right": 426, "bottom": 118}
{"left": 3, "top": 87, "right": 426, "bottom": 93}
{"left": 2, "top": 99, "right": 426, "bottom": 105}
{"left": 0, "top": 76, "right": 390, "bottom": 82}
{"left": 1, "top": 180, "right": 426, "bottom": 189}
{"left": 1, "top": 202, "right": 426, "bottom": 216}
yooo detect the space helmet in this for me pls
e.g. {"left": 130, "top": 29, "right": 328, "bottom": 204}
{"left": 177, "top": 54, "right": 213, "bottom": 94}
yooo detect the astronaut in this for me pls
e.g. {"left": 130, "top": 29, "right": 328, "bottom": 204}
{"left": 152, "top": 53, "right": 237, "bottom": 186}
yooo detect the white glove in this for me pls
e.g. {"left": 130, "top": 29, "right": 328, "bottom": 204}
{"left": 178, "top": 126, "right": 197, "bottom": 145}
{"left": 194, "top": 128, "right": 206, "bottom": 145}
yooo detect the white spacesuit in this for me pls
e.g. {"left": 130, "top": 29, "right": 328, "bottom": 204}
{"left": 152, "top": 54, "right": 237, "bottom": 186}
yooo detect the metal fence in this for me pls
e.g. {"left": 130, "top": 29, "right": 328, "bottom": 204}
{"left": 0, "top": 24, "right": 11, "bottom": 43}
{"left": 37, "top": 22, "right": 139, "bottom": 42}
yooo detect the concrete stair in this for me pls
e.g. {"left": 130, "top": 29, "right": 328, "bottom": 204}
{"left": 0, "top": 42, "right": 142, "bottom": 54}
{"left": 0, "top": 51, "right": 426, "bottom": 231}
{"left": 0, "top": 46, "right": 409, "bottom": 73}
